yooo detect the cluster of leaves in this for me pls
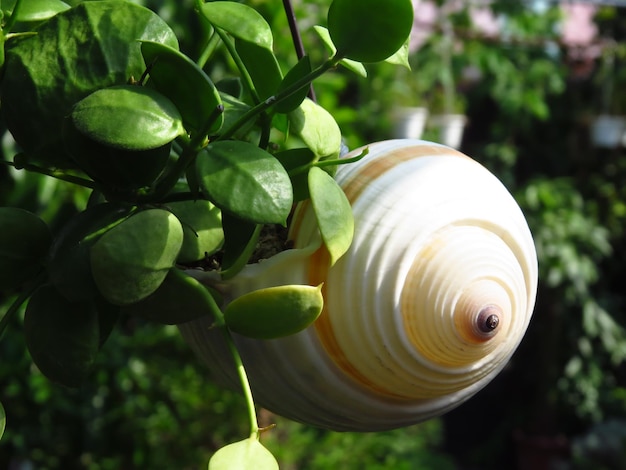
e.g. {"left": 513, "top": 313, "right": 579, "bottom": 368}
{"left": 0, "top": 0, "right": 413, "bottom": 466}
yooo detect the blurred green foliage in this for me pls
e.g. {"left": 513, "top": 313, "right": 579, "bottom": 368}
{"left": 2, "top": 0, "right": 626, "bottom": 469}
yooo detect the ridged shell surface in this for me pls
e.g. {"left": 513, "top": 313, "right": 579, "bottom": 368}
{"left": 180, "top": 139, "right": 538, "bottom": 431}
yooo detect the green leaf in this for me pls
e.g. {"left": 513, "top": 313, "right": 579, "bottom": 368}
{"left": 167, "top": 200, "right": 224, "bottom": 263}
{"left": 273, "top": 148, "right": 316, "bottom": 202}
{"left": 274, "top": 56, "right": 312, "bottom": 114}
{"left": 196, "top": 141, "right": 293, "bottom": 225}
{"left": 328, "top": 0, "right": 414, "bottom": 63}
{"left": 141, "top": 41, "right": 224, "bottom": 135}
{"left": 219, "top": 92, "right": 255, "bottom": 139}
{"left": 122, "top": 268, "right": 217, "bottom": 325}
{"left": 0, "top": 402, "right": 5, "bottom": 441}
{"left": 313, "top": 26, "right": 367, "bottom": 77}
{"left": 2, "top": 1, "right": 178, "bottom": 167}
{"left": 200, "top": 1, "right": 273, "bottom": 50}
{"left": 48, "top": 203, "right": 133, "bottom": 302}
{"left": 208, "top": 438, "right": 279, "bottom": 470}
{"left": 0, "top": 207, "right": 51, "bottom": 292}
{"left": 289, "top": 98, "right": 342, "bottom": 158}
{"left": 71, "top": 85, "right": 185, "bottom": 151}
{"left": 235, "top": 39, "right": 283, "bottom": 101}
{"left": 308, "top": 167, "right": 354, "bottom": 265}
{"left": 63, "top": 118, "right": 172, "bottom": 191}
{"left": 24, "top": 284, "right": 100, "bottom": 388}
{"left": 90, "top": 209, "right": 184, "bottom": 305}
{"left": 224, "top": 284, "right": 323, "bottom": 339}
{"left": 6, "top": 0, "right": 69, "bottom": 23}
{"left": 385, "top": 37, "right": 411, "bottom": 69}
{"left": 220, "top": 213, "right": 262, "bottom": 280}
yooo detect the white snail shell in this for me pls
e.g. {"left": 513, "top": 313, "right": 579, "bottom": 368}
{"left": 180, "top": 139, "right": 538, "bottom": 431}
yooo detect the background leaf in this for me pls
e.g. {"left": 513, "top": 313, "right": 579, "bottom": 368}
{"left": 24, "top": 285, "right": 100, "bottom": 388}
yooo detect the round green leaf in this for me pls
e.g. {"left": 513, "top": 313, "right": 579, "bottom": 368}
{"left": 71, "top": 85, "right": 185, "bottom": 151}
{"left": 7, "top": 0, "right": 70, "bottom": 23}
{"left": 208, "top": 438, "right": 278, "bottom": 470}
{"left": 308, "top": 167, "right": 354, "bottom": 265}
{"left": 313, "top": 25, "right": 367, "bottom": 77}
{"left": 48, "top": 203, "right": 133, "bottom": 302}
{"left": 289, "top": 98, "right": 342, "bottom": 158}
{"left": 224, "top": 284, "right": 323, "bottom": 339}
{"left": 197, "top": 141, "right": 293, "bottom": 225}
{"left": 2, "top": 1, "right": 179, "bottom": 166}
{"left": 0, "top": 207, "right": 51, "bottom": 292}
{"left": 328, "top": 0, "right": 414, "bottom": 63}
{"left": 24, "top": 284, "right": 99, "bottom": 388}
{"left": 200, "top": 2, "right": 273, "bottom": 50}
{"left": 235, "top": 39, "right": 283, "bottom": 101}
{"left": 167, "top": 200, "right": 224, "bottom": 263}
{"left": 90, "top": 209, "right": 184, "bottom": 305}
{"left": 141, "top": 41, "right": 224, "bottom": 134}
{"left": 122, "top": 268, "right": 217, "bottom": 324}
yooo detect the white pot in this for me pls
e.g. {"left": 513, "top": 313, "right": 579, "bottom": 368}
{"left": 590, "top": 115, "right": 626, "bottom": 148}
{"left": 430, "top": 114, "right": 467, "bottom": 149}
{"left": 392, "top": 107, "right": 429, "bottom": 139}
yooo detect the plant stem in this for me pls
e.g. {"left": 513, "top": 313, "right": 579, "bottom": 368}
{"left": 219, "top": 55, "right": 340, "bottom": 141}
{"left": 196, "top": 28, "right": 221, "bottom": 70}
{"left": 189, "top": 271, "right": 260, "bottom": 439}
{"left": 281, "top": 0, "right": 316, "bottom": 101}
{"left": 0, "top": 271, "right": 46, "bottom": 340}
{"left": 2, "top": 160, "right": 98, "bottom": 189}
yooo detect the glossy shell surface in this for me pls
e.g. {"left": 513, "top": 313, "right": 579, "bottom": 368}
{"left": 180, "top": 139, "right": 538, "bottom": 431}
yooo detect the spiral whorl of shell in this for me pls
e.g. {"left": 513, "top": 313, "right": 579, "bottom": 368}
{"left": 180, "top": 139, "right": 538, "bottom": 431}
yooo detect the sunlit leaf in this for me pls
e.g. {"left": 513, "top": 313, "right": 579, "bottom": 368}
{"left": 201, "top": 1, "right": 273, "bottom": 50}
{"left": 196, "top": 141, "right": 293, "bottom": 225}
{"left": 308, "top": 166, "right": 354, "bottom": 265}
{"left": 208, "top": 438, "right": 279, "bottom": 470}
{"left": 224, "top": 284, "right": 323, "bottom": 339}
{"left": 91, "top": 209, "right": 183, "bottom": 305}
{"left": 71, "top": 85, "right": 185, "bottom": 151}
{"left": 2, "top": 1, "right": 178, "bottom": 166}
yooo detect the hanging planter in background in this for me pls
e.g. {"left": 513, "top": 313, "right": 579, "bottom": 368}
{"left": 392, "top": 106, "right": 429, "bottom": 139}
{"left": 431, "top": 113, "right": 467, "bottom": 149}
{"left": 590, "top": 114, "right": 626, "bottom": 148}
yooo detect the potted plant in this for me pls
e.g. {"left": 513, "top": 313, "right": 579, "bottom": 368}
{"left": 0, "top": 0, "right": 415, "bottom": 467}
{"left": 590, "top": 41, "right": 626, "bottom": 148}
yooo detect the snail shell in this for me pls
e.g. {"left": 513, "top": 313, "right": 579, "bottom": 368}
{"left": 180, "top": 139, "right": 538, "bottom": 431}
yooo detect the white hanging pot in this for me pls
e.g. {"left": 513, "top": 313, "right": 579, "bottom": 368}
{"left": 392, "top": 107, "right": 429, "bottom": 139}
{"left": 180, "top": 139, "right": 538, "bottom": 432}
{"left": 590, "top": 114, "right": 626, "bottom": 148}
{"left": 431, "top": 114, "right": 467, "bottom": 149}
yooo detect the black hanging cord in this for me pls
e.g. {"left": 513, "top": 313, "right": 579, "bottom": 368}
{"left": 282, "top": 0, "right": 317, "bottom": 102}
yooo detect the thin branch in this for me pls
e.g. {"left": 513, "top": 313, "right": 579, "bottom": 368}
{"left": 282, "top": 0, "right": 316, "bottom": 102}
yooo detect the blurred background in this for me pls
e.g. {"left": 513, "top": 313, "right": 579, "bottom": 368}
{"left": 2, "top": 0, "right": 626, "bottom": 468}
